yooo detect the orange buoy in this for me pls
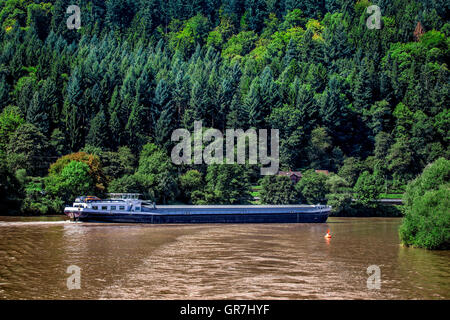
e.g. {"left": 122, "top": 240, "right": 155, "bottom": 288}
{"left": 324, "top": 229, "right": 332, "bottom": 238}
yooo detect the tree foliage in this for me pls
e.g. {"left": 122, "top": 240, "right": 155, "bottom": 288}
{"left": 399, "top": 158, "right": 450, "bottom": 249}
{"left": 46, "top": 160, "right": 96, "bottom": 203}
{"left": 48, "top": 152, "right": 107, "bottom": 193}
{"left": 295, "top": 169, "right": 328, "bottom": 204}
{"left": 353, "top": 171, "right": 383, "bottom": 207}
{"left": 259, "top": 175, "right": 298, "bottom": 204}
{"left": 135, "top": 143, "right": 178, "bottom": 203}
{"left": 0, "top": 0, "right": 448, "bottom": 214}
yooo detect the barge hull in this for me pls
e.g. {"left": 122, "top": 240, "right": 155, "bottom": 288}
{"left": 76, "top": 211, "right": 329, "bottom": 224}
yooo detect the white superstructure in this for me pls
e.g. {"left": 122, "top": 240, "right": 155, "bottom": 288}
{"left": 64, "top": 194, "right": 153, "bottom": 219}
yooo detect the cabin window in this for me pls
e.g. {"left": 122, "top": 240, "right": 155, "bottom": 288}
{"left": 119, "top": 206, "right": 125, "bottom": 210}
{"left": 102, "top": 206, "right": 108, "bottom": 210}
{"left": 111, "top": 206, "right": 116, "bottom": 210}
{"left": 92, "top": 206, "right": 98, "bottom": 210}
{"left": 135, "top": 207, "right": 140, "bottom": 211}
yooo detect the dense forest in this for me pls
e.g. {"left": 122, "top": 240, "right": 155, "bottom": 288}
{"left": 0, "top": 0, "right": 448, "bottom": 215}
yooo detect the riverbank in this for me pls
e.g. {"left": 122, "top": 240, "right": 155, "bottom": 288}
{"left": 0, "top": 201, "right": 404, "bottom": 218}
{"left": 331, "top": 203, "right": 403, "bottom": 217}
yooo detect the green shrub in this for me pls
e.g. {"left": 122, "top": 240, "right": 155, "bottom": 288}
{"left": 295, "top": 169, "right": 328, "bottom": 204}
{"left": 325, "top": 174, "right": 352, "bottom": 215}
{"left": 259, "top": 175, "right": 298, "bottom": 204}
{"left": 353, "top": 171, "right": 383, "bottom": 207}
{"left": 399, "top": 158, "right": 450, "bottom": 249}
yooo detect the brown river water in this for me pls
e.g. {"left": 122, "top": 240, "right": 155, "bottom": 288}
{"left": 0, "top": 216, "right": 448, "bottom": 299}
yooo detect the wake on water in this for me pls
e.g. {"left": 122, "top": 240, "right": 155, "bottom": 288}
{"left": 0, "top": 220, "right": 74, "bottom": 227}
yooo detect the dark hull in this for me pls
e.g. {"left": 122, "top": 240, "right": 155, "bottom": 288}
{"left": 76, "top": 211, "right": 329, "bottom": 224}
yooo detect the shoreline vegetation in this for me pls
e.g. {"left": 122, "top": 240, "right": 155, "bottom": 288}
{"left": 0, "top": 146, "right": 405, "bottom": 218}
{"left": 399, "top": 158, "right": 449, "bottom": 250}
{"left": 0, "top": 1, "right": 448, "bottom": 248}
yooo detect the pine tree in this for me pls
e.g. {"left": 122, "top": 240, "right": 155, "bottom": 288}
{"left": 63, "top": 69, "right": 84, "bottom": 151}
{"left": 227, "top": 92, "right": 246, "bottom": 128}
{"left": 189, "top": 78, "right": 209, "bottom": 125}
{"left": 284, "top": 0, "right": 324, "bottom": 18}
{"left": 322, "top": 18, "right": 351, "bottom": 68}
{"left": 244, "top": 67, "right": 281, "bottom": 129}
{"left": 86, "top": 110, "right": 109, "bottom": 149}
{"left": 244, "top": 0, "right": 268, "bottom": 32}
{"left": 320, "top": 76, "right": 353, "bottom": 151}
{"left": 296, "top": 83, "right": 317, "bottom": 132}
{"left": 205, "top": 66, "right": 221, "bottom": 128}
{"left": 119, "top": 68, "right": 138, "bottom": 128}
{"left": 172, "top": 68, "right": 191, "bottom": 122}
{"left": 50, "top": 128, "right": 69, "bottom": 157}
{"left": 15, "top": 77, "right": 37, "bottom": 116}
{"left": 153, "top": 79, "right": 171, "bottom": 125}
{"left": 243, "top": 77, "right": 262, "bottom": 128}
{"left": 154, "top": 106, "right": 175, "bottom": 151}
{"left": 27, "top": 92, "right": 50, "bottom": 136}
{"left": 218, "top": 63, "right": 241, "bottom": 131}
{"left": 325, "top": 0, "right": 340, "bottom": 12}
{"left": 108, "top": 87, "right": 123, "bottom": 145}
{"left": 106, "top": 0, "right": 137, "bottom": 30}
{"left": 0, "top": 76, "right": 10, "bottom": 110}
{"left": 352, "top": 58, "right": 373, "bottom": 111}
{"left": 126, "top": 101, "right": 148, "bottom": 153}
{"left": 39, "top": 79, "right": 60, "bottom": 128}
{"left": 283, "top": 38, "right": 298, "bottom": 67}
{"left": 6, "top": 123, "right": 50, "bottom": 176}
{"left": 299, "top": 28, "right": 314, "bottom": 63}
{"left": 259, "top": 66, "right": 281, "bottom": 113}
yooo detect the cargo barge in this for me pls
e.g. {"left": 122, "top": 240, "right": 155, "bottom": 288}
{"left": 64, "top": 194, "right": 331, "bottom": 224}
